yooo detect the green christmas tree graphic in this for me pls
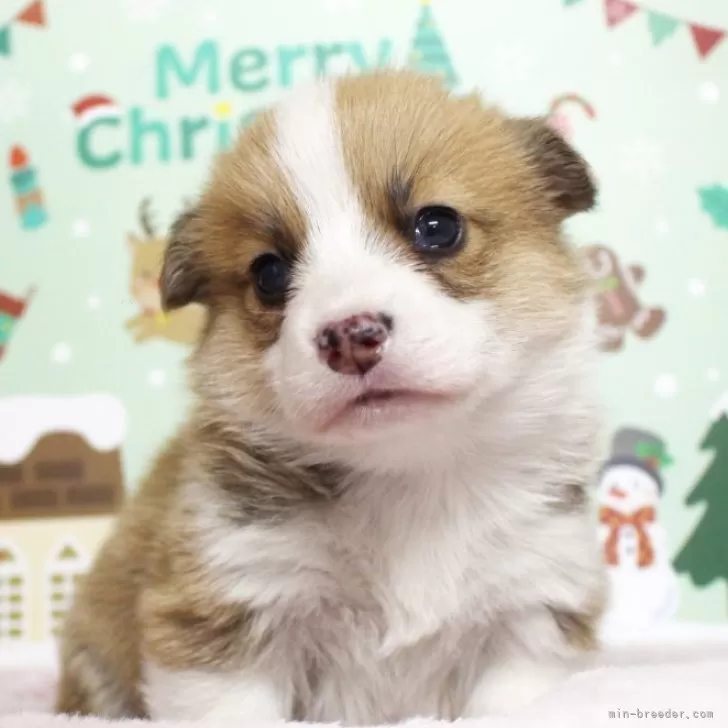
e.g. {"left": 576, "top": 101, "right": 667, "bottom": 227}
{"left": 699, "top": 185, "right": 728, "bottom": 231}
{"left": 409, "top": 0, "right": 458, "bottom": 89}
{"left": 673, "top": 406, "right": 728, "bottom": 601}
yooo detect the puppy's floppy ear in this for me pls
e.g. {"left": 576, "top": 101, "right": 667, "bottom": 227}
{"left": 160, "top": 208, "right": 209, "bottom": 311}
{"left": 510, "top": 117, "right": 597, "bottom": 218}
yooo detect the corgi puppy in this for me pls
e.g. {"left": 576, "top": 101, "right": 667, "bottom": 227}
{"left": 57, "top": 70, "right": 606, "bottom": 724}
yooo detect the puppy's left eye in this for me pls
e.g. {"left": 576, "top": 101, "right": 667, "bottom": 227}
{"left": 412, "top": 206, "right": 464, "bottom": 255}
{"left": 250, "top": 253, "right": 291, "bottom": 306}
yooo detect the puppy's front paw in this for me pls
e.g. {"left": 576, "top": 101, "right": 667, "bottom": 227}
{"left": 143, "top": 662, "right": 291, "bottom": 721}
{"left": 462, "top": 658, "right": 569, "bottom": 717}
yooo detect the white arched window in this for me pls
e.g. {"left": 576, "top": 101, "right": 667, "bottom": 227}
{"left": 0, "top": 541, "right": 27, "bottom": 642}
{"left": 45, "top": 538, "right": 89, "bottom": 639}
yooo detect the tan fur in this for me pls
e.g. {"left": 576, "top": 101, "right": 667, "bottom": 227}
{"left": 57, "top": 71, "right": 603, "bottom": 721}
{"left": 56, "top": 436, "right": 185, "bottom": 717}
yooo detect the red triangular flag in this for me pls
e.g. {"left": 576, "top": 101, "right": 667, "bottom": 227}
{"left": 690, "top": 24, "right": 725, "bottom": 59}
{"left": 15, "top": 0, "right": 46, "bottom": 27}
{"left": 605, "top": 0, "right": 638, "bottom": 28}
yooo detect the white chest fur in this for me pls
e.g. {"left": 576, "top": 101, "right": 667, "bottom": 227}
{"left": 182, "top": 463, "right": 602, "bottom": 723}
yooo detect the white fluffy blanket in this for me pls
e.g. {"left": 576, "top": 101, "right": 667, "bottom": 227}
{"left": 1, "top": 641, "right": 727, "bottom": 728}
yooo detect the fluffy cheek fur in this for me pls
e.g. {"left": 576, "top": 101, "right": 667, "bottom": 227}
{"left": 188, "top": 314, "right": 281, "bottom": 431}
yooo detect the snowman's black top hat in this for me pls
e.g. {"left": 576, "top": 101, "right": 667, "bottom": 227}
{"left": 601, "top": 427, "right": 674, "bottom": 495}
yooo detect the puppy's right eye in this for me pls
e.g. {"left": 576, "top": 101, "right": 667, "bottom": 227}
{"left": 250, "top": 253, "right": 291, "bottom": 306}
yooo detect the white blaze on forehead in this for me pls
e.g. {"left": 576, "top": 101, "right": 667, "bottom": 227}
{"left": 272, "top": 79, "right": 372, "bottom": 263}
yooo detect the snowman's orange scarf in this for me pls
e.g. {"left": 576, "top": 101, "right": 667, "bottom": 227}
{"left": 599, "top": 506, "right": 656, "bottom": 568}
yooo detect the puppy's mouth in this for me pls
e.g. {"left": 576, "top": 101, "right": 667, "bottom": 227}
{"left": 351, "top": 389, "right": 400, "bottom": 406}
{"left": 318, "top": 387, "right": 456, "bottom": 434}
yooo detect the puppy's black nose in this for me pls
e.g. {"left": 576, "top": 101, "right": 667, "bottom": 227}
{"left": 316, "top": 313, "right": 393, "bottom": 375}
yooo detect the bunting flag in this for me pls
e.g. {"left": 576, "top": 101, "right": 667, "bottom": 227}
{"left": 690, "top": 25, "right": 725, "bottom": 59}
{"left": 647, "top": 12, "right": 679, "bottom": 46}
{"left": 605, "top": 0, "right": 637, "bottom": 28}
{"left": 16, "top": 0, "right": 46, "bottom": 26}
{"left": 563, "top": 0, "right": 726, "bottom": 60}
{"left": 0, "top": 0, "right": 47, "bottom": 58}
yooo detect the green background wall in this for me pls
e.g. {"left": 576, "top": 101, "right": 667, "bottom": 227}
{"left": 1, "top": 0, "right": 727, "bottom": 631}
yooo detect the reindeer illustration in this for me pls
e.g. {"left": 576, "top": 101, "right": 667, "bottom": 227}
{"left": 124, "top": 198, "right": 205, "bottom": 346}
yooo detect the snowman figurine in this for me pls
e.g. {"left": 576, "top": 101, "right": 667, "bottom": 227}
{"left": 597, "top": 427, "right": 680, "bottom": 630}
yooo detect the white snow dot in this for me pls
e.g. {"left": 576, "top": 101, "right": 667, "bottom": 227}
{"left": 654, "top": 374, "right": 678, "bottom": 398}
{"left": 52, "top": 343, "right": 73, "bottom": 364}
{"left": 148, "top": 369, "right": 167, "bottom": 388}
{"left": 72, "top": 219, "right": 90, "bottom": 238}
{"left": 87, "top": 295, "right": 101, "bottom": 310}
{"left": 68, "top": 53, "right": 90, "bottom": 73}
{"left": 608, "top": 52, "right": 622, "bottom": 67}
{"left": 688, "top": 278, "right": 707, "bottom": 297}
{"left": 203, "top": 9, "right": 217, "bottom": 23}
{"left": 655, "top": 219, "right": 670, "bottom": 236}
{"left": 699, "top": 81, "right": 720, "bottom": 104}
{"left": 707, "top": 368, "right": 721, "bottom": 383}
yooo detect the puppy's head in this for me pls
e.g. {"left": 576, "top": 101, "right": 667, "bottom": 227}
{"left": 163, "top": 71, "right": 597, "bottom": 467}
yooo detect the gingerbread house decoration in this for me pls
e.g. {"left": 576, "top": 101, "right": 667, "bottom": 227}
{"left": 45, "top": 537, "right": 90, "bottom": 638}
{"left": 0, "top": 394, "right": 126, "bottom": 647}
{"left": 0, "top": 541, "right": 27, "bottom": 641}
{"left": 0, "top": 394, "right": 126, "bottom": 520}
